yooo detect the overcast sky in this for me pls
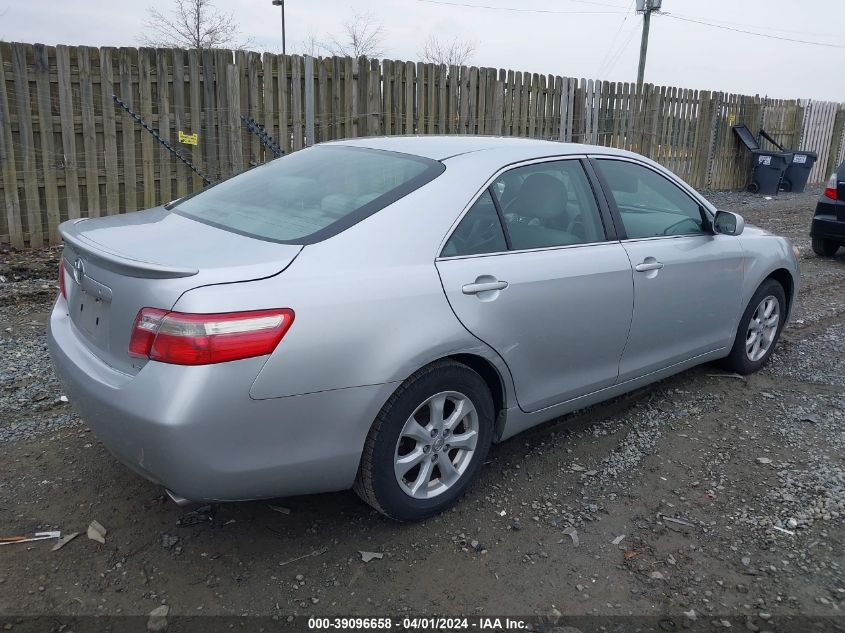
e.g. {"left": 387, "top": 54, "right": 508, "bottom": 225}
{"left": 3, "top": 0, "right": 844, "bottom": 101}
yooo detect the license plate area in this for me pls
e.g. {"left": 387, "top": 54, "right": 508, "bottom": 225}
{"left": 67, "top": 270, "right": 113, "bottom": 348}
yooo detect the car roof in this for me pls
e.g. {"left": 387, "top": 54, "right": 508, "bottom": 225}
{"left": 324, "top": 135, "right": 637, "bottom": 161}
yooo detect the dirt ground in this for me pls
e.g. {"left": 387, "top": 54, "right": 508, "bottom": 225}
{"left": 0, "top": 187, "right": 843, "bottom": 631}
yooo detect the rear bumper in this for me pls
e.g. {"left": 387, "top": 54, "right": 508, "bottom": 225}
{"left": 810, "top": 214, "right": 845, "bottom": 242}
{"left": 47, "top": 298, "right": 396, "bottom": 502}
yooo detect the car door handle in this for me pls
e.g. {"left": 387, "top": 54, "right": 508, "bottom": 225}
{"left": 635, "top": 261, "right": 664, "bottom": 272}
{"left": 462, "top": 280, "right": 509, "bottom": 295}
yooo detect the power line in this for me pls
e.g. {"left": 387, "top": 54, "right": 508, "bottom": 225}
{"left": 604, "top": 22, "right": 640, "bottom": 76}
{"left": 670, "top": 12, "right": 839, "bottom": 39}
{"left": 596, "top": 0, "right": 636, "bottom": 76}
{"left": 534, "top": 0, "right": 628, "bottom": 8}
{"left": 663, "top": 14, "right": 845, "bottom": 49}
{"left": 416, "top": 0, "right": 845, "bottom": 50}
{"left": 415, "top": 0, "right": 626, "bottom": 15}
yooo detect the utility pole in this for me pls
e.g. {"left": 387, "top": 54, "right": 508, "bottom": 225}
{"left": 271, "top": 0, "right": 286, "bottom": 55}
{"left": 636, "top": 0, "right": 661, "bottom": 90}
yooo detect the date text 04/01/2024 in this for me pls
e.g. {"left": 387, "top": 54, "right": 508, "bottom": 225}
{"left": 307, "top": 617, "right": 529, "bottom": 630}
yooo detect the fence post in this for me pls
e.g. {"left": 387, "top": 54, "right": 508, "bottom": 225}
{"left": 558, "top": 79, "right": 568, "bottom": 142}
{"left": 11, "top": 43, "right": 44, "bottom": 247}
{"left": 226, "top": 64, "right": 243, "bottom": 171}
{"left": 56, "top": 45, "right": 83, "bottom": 220}
{"left": 827, "top": 108, "right": 845, "bottom": 176}
{"left": 573, "top": 78, "right": 586, "bottom": 143}
{"left": 704, "top": 92, "right": 723, "bottom": 189}
{"left": 789, "top": 100, "right": 803, "bottom": 153}
{"left": 32, "top": 44, "right": 61, "bottom": 243}
{"left": 304, "top": 55, "right": 315, "bottom": 146}
{"left": 753, "top": 94, "right": 764, "bottom": 139}
{"left": 644, "top": 85, "right": 661, "bottom": 159}
{"left": 291, "top": 55, "right": 303, "bottom": 150}
{"left": 0, "top": 43, "right": 24, "bottom": 248}
{"left": 370, "top": 59, "right": 382, "bottom": 136}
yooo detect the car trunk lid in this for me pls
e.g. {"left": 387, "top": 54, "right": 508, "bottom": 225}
{"left": 60, "top": 207, "right": 302, "bottom": 375}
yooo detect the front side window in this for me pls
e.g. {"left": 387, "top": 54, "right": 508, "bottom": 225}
{"left": 441, "top": 190, "right": 508, "bottom": 257}
{"left": 173, "top": 146, "right": 444, "bottom": 243}
{"left": 596, "top": 159, "right": 705, "bottom": 239}
{"left": 491, "top": 160, "right": 606, "bottom": 250}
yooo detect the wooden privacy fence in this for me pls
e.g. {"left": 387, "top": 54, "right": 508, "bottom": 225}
{"left": 1, "top": 41, "right": 844, "bottom": 248}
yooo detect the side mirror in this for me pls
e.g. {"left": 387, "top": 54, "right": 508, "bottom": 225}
{"left": 713, "top": 210, "right": 745, "bottom": 236}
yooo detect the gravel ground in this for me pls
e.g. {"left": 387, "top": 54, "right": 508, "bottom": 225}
{"left": 0, "top": 188, "right": 843, "bottom": 631}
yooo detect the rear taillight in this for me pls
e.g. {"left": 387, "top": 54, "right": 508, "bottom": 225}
{"left": 824, "top": 172, "right": 838, "bottom": 200}
{"left": 128, "top": 308, "right": 168, "bottom": 358}
{"left": 59, "top": 258, "right": 67, "bottom": 299}
{"left": 129, "top": 308, "right": 294, "bottom": 365}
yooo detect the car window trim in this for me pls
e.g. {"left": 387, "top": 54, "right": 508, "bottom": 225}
{"left": 440, "top": 189, "right": 510, "bottom": 258}
{"left": 436, "top": 239, "right": 622, "bottom": 261}
{"left": 437, "top": 154, "right": 611, "bottom": 260}
{"left": 588, "top": 155, "right": 715, "bottom": 241}
{"left": 580, "top": 158, "right": 619, "bottom": 241}
{"left": 487, "top": 185, "right": 513, "bottom": 251}
{"left": 589, "top": 154, "right": 716, "bottom": 217}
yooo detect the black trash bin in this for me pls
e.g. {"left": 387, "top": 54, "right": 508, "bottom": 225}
{"left": 749, "top": 150, "right": 793, "bottom": 195}
{"left": 758, "top": 129, "right": 818, "bottom": 193}
{"left": 781, "top": 151, "right": 818, "bottom": 193}
{"left": 732, "top": 125, "right": 791, "bottom": 195}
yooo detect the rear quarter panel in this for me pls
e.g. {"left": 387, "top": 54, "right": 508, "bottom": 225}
{"left": 172, "top": 159, "right": 517, "bottom": 402}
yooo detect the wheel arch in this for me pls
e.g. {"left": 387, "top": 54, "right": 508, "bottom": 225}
{"left": 447, "top": 353, "right": 508, "bottom": 440}
{"left": 375, "top": 352, "right": 511, "bottom": 443}
{"left": 765, "top": 267, "right": 796, "bottom": 319}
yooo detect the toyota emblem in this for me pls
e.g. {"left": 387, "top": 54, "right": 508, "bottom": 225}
{"left": 72, "top": 257, "right": 85, "bottom": 285}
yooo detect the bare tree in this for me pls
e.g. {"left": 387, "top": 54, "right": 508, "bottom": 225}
{"left": 323, "top": 11, "right": 386, "bottom": 58}
{"left": 419, "top": 35, "right": 476, "bottom": 67}
{"left": 141, "top": 0, "right": 252, "bottom": 49}
{"left": 297, "top": 32, "right": 325, "bottom": 57}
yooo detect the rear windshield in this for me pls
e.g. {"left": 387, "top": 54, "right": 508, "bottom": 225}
{"left": 172, "top": 145, "right": 444, "bottom": 243}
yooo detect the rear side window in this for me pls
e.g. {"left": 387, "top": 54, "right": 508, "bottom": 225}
{"left": 441, "top": 191, "right": 507, "bottom": 257}
{"left": 173, "top": 146, "right": 444, "bottom": 243}
{"left": 491, "top": 160, "right": 606, "bottom": 250}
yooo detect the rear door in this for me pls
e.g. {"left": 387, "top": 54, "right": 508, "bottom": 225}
{"left": 591, "top": 157, "right": 745, "bottom": 381}
{"left": 436, "top": 157, "right": 634, "bottom": 413}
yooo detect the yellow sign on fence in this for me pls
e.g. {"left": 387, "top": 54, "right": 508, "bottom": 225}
{"left": 178, "top": 131, "right": 198, "bottom": 145}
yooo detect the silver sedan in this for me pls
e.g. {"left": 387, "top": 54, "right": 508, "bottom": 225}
{"left": 48, "top": 137, "right": 799, "bottom": 521}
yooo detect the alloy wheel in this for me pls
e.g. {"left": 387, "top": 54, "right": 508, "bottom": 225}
{"left": 745, "top": 295, "right": 780, "bottom": 362}
{"left": 393, "top": 391, "right": 479, "bottom": 499}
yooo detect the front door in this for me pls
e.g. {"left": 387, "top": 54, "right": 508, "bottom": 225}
{"left": 592, "top": 158, "right": 745, "bottom": 381}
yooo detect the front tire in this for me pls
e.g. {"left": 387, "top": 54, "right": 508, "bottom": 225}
{"left": 724, "top": 279, "right": 786, "bottom": 375}
{"left": 354, "top": 361, "right": 494, "bottom": 521}
{"left": 811, "top": 237, "right": 840, "bottom": 257}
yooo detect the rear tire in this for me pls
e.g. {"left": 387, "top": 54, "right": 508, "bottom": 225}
{"left": 747, "top": 182, "right": 760, "bottom": 194}
{"left": 811, "top": 237, "right": 840, "bottom": 257}
{"left": 354, "top": 361, "right": 494, "bottom": 522}
{"left": 723, "top": 279, "right": 786, "bottom": 375}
